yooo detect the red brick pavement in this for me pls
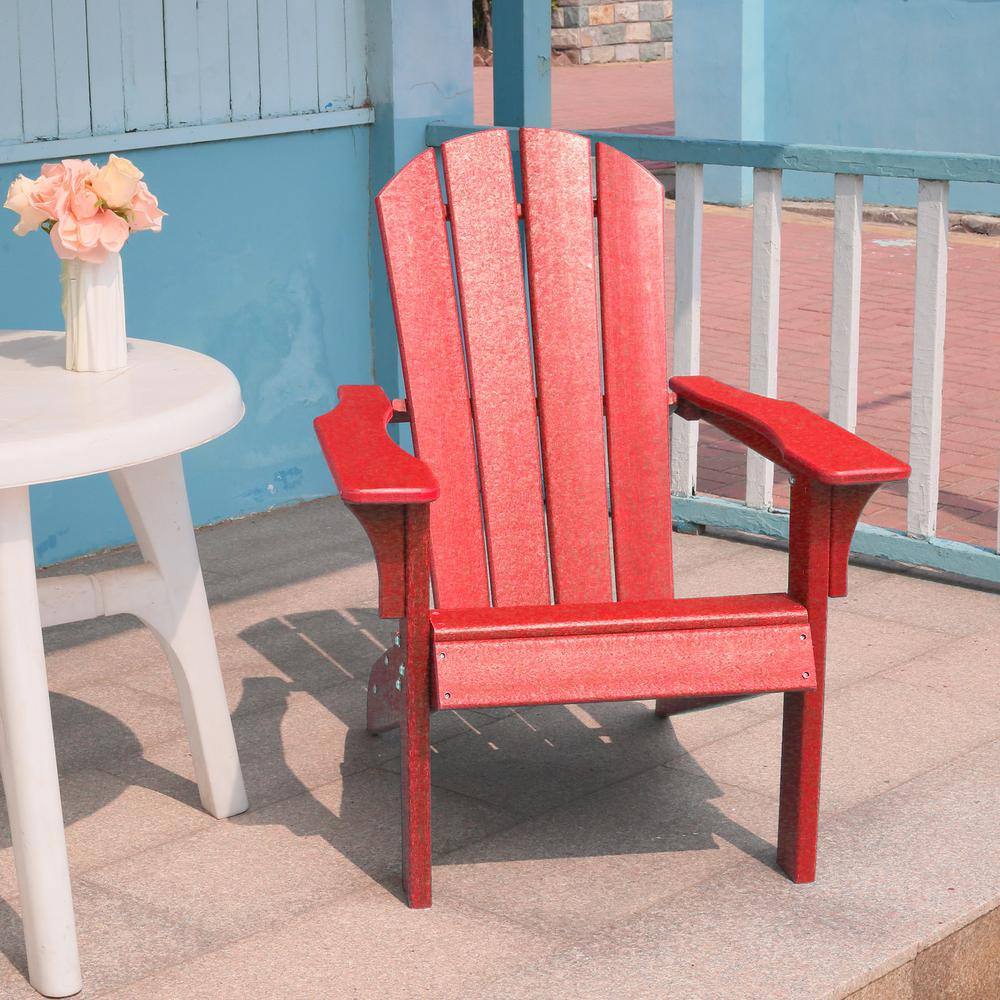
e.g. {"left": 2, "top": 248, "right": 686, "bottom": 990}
{"left": 474, "top": 64, "right": 1000, "bottom": 551}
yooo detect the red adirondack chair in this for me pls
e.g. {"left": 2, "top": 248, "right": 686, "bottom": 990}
{"left": 314, "top": 128, "right": 909, "bottom": 908}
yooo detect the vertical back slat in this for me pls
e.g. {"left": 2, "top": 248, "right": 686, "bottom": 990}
{"left": 670, "top": 161, "right": 704, "bottom": 496}
{"left": 747, "top": 167, "right": 783, "bottom": 509}
{"left": 520, "top": 128, "right": 612, "bottom": 605}
{"left": 376, "top": 150, "right": 491, "bottom": 608}
{"left": 829, "top": 173, "right": 863, "bottom": 432}
{"left": 596, "top": 142, "right": 673, "bottom": 602}
{"left": 317, "top": 0, "right": 348, "bottom": 109}
{"left": 907, "top": 179, "right": 949, "bottom": 538}
{"left": 441, "top": 130, "right": 551, "bottom": 607}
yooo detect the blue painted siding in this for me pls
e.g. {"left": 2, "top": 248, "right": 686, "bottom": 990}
{"left": 676, "top": 0, "right": 1000, "bottom": 212}
{"left": 0, "top": 127, "right": 372, "bottom": 564}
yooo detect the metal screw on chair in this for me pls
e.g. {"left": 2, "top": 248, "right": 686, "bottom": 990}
{"left": 372, "top": 684, "right": 378, "bottom": 695}
{"left": 399, "top": 664, "right": 405, "bottom": 677}
{"left": 443, "top": 692, "right": 451, "bottom": 700}
{"left": 394, "top": 634, "right": 400, "bottom": 646}
{"left": 802, "top": 672, "right": 810, "bottom": 679}
{"left": 438, "top": 651, "right": 446, "bottom": 659}
{"left": 800, "top": 633, "right": 807, "bottom": 640}
{"left": 395, "top": 678, "right": 401, "bottom": 690}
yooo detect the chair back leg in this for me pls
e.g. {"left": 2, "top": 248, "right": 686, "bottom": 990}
{"left": 400, "top": 506, "right": 433, "bottom": 907}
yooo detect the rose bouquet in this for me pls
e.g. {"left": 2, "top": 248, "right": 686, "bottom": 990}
{"left": 3, "top": 155, "right": 165, "bottom": 372}
{"left": 4, "top": 154, "right": 164, "bottom": 260}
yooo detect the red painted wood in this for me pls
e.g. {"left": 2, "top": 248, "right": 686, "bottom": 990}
{"left": 595, "top": 142, "right": 673, "bottom": 601}
{"left": 778, "top": 477, "right": 832, "bottom": 884}
{"left": 828, "top": 484, "right": 879, "bottom": 597}
{"left": 432, "top": 622, "right": 815, "bottom": 710}
{"left": 520, "top": 128, "right": 612, "bottom": 604}
{"left": 347, "top": 504, "right": 406, "bottom": 619}
{"left": 314, "top": 386, "right": 439, "bottom": 505}
{"left": 431, "top": 592, "right": 807, "bottom": 642}
{"left": 671, "top": 376, "right": 911, "bottom": 486}
{"left": 366, "top": 641, "right": 404, "bottom": 734}
{"left": 441, "top": 130, "right": 550, "bottom": 607}
{"left": 376, "top": 149, "right": 490, "bottom": 608}
{"left": 401, "top": 504, "right": 432, "bottom": 907}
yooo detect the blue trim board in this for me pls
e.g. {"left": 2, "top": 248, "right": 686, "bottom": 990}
{"left": 672, "top": 496, "right": 1000, "bottom": 587}
{"left": 426, "top": 124, "right": 1000, "bottom": 185}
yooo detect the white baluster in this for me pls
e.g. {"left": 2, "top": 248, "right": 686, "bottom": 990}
{"left": 829, "top": 173, "right": 864, "bottom": 432}
{"left": 671, "top": 162, "right": 704, "bottom": 496}
{"left": 907, "top": 179, "right": 949, "bottom": 538}
{"left": 747, "top": 168, "right": 782, "bottom": 509}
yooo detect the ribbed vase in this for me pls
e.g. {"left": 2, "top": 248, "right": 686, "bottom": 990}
{"left": 60, "top": 252, "right": 127, "bottom": 372}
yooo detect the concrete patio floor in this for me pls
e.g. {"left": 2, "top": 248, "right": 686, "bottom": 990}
{"left": 2, "top": 498, "right": 998, "bottom": 998}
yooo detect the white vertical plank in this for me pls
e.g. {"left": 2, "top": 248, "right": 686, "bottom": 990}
{"left": 164, "top": 0, "right": 201, "bottom": 126}
{"left": 0, "top": 0, "right": 23, "bottom": 143}
{"left": 746, "top": 168, "right": 782, "bottom": 509}
{"left": 828, "top": 173, "right": 864, "bottom": 432}
{"left": 258, "top": 0, "right": 291, "bottom": 117}
{"left": 670, "top": 162, "right": 704, "bottom": 497}
{"left": 17, "top": 0, "right": 58, "bottom": 140}
{"left": 121, "top": 0, "right": 167, "bottom": 131}
{"left": 907, "top": 179, "right": 949, "bottom": 539}
{"left": 86, "top": 0, "right": 125, "bottom": 134}
{"left": 228, "top": 0, "right": 261, "bottom": 120}
{"left": 344, "top": 0, "right": 366, "bottom": 106}
{"left": 287, "top": 0, "right": 319, "bottom": 113}
{"left": 52, "top": 0, "right": 92, "bottom": 137}
{"left": 317, "top": 0, "right": 348, "bottom": 109}
{"left": 198, "top": 0, "right": 232, "bottom": 123}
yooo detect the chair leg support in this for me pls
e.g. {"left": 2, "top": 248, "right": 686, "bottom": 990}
{"left": 367, "top": 644, "right": 404, "bottom": 734}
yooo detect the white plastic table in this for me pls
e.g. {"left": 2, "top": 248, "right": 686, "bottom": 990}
{"left": 0, "top": 330, "right": 248, "bottom": 997}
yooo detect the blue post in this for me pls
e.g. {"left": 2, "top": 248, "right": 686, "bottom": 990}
{"left": 367, "top": 0, "right": 473, "bottom": 403}
{"left": 674, "top": 0, "right": 764, "bottom": 205}
{"left": 492, "top": 0, "right": 552, "bottom": 127}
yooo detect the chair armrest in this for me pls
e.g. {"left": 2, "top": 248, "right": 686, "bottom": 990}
{"left": 670, "top": 376, "right": 909, "bottom": 486}
{"left": 313, "top": 386, "right": 439, "bottom": 505}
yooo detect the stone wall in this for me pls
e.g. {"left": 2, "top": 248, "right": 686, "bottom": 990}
{"left": 552, "top": 1, "right": 673, "bottom": 64}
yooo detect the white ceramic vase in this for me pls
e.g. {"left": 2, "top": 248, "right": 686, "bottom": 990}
{"left": 60, "top": 252, "right": 128, "bottom": 372}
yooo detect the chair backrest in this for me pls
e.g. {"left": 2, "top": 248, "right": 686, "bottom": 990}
{"left": 376, "top": 127, "right": 673, "bottom": 610}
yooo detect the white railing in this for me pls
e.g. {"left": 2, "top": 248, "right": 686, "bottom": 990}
{"left": 427, "top": 125, "right": 1000, "bottom": 585}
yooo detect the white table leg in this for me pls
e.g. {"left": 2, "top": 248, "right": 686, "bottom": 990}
{"left": 111, "top": 456, "right": 248, "bottom": 819}
{"left": 0, "top": 487, "right": 81, "bottom": 998}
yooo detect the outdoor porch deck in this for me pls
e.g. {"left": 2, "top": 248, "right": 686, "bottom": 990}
{"left": 0, "top": 498, "right": 995, "bottom": 998}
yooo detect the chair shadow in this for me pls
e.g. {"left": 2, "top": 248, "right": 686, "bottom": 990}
{"left": 226, "top": 607, "right": 777, "bottom": 899}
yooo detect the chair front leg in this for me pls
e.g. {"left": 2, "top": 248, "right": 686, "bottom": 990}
{"left": 777, "top": 477, "right": 832, "bottom": 883}
{"left": 400, "top": 504, "right": 433, "bottom": 907}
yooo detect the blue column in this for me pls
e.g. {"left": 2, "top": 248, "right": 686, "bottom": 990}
{"left": 674, "top": 0, "right": 764, "bottom": 205}
{"left": 492, "top": 0, "right": 552, "bottom": 127}
{"left": 367, "top": 0, "right": 473, "bottom": 401}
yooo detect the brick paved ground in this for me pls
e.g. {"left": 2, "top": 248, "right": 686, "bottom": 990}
{"left": 475, "top": 64, "right": 1000, "bottom": 551}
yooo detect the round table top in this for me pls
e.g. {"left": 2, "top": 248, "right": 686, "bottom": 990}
{"left": 0, "top": 330, "right": 244, "bottom": 489}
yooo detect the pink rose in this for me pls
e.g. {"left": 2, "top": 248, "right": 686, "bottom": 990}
{"left": 33, "top": 159, "right": 98, "bottom": 220}
{"left": 51, "top": 208, "right": 130, "bottom": 264}
{"left": 128, "top": 181, "right": 165, "bottom": 232}
{"left": 3, "top": 176, "right": 49, "bottom": 235}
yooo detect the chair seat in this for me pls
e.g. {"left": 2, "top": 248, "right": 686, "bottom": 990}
{"left": 430, "top": 594, "right": 817, "bottom": 709}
